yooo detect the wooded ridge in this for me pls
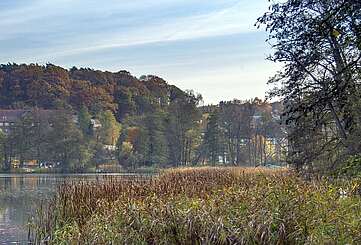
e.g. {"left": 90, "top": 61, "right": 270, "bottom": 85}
{"left": 0, "top": 63, "right": 284, "bottom": 172}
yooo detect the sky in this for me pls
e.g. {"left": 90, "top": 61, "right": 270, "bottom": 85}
{"left": 0, "top": 0, "right": 279, "bottom": 104}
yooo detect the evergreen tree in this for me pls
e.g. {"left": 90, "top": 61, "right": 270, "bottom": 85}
{"left": 167, "top": 90, "right": 202, "bottom": 166}
{"left": 143, "top": 111, "right": 169, "bottom": 166}
{"left": 0, "top": 131, "right": 5, "bottom": 170}
{"left": 44, "top": 111, "right": 90, "bottom": 172}
{"left": 8, "top": 113, "right": 37, "bottom": 168}
{"left": 98, "top": 110, "right": 122, "bottom": 146}
{"left": 203, "top": 111, "right": 222, "bottom": 165}
{"left": 78, "top": 106, "right": 92, "bottom": 137}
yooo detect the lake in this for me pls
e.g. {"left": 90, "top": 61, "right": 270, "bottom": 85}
{"left": 0, "top": 173, "right": 144, "bottom": 244}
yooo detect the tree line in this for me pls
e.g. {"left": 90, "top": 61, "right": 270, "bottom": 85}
{"left": 117, "top": 98, "right": 285, "bottom": 169}
{"left": 0, "top": 64, "right": 285, "bottom": 171}
{"left": 0, "top": 108, "right": 120, "bottom": 172}
{"left": 200, "top": 99, "right": 286, "bottom": 167}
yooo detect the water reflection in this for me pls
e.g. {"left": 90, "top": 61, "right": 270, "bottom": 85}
{"left": 0, "top": 174, "right": 139, "bottom": 244}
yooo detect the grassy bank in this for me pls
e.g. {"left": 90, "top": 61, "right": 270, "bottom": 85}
{"left": 30, "top": 167, "right": 361, "bottom": 244}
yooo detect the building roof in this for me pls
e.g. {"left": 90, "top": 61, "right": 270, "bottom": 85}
{"left": 0, "top": 109, "right": 57, "bottom": 122}
{"left": 91, "top": 118, "right": 102, "bottom": 128}
{"left": 0, "top": 110, "right": 26, "bottom": 122}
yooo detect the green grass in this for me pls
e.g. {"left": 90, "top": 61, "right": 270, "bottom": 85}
{"left": 30, "top": 167, "right": 361, "bottom": 244}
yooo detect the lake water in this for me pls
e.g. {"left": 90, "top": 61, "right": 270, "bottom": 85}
{"left": 0, "top": 173, "right": 142, "bottom": 244}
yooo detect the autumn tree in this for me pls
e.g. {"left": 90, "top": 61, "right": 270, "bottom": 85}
{"left": 116, "top": 123, "right": 148, "bottom": 168}
{"left": 117, "top": 141, "right": 136, "bottom": 169}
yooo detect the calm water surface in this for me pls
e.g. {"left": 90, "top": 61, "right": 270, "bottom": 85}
{"left": 0, "top": 173, "right": 140, "bottom": 244}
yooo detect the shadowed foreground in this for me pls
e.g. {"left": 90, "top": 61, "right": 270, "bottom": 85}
{"left": 30, "top": 167, "right": 361, "bottom": 244}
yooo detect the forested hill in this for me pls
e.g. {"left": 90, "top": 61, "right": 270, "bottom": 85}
{"left": 0, "top": 63, "right": 284, "bottom": 171}
{"left": 0, "top": 63, "right": 198, "bottom": 120}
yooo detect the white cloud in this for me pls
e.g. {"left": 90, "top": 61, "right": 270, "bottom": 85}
{"left": 0, "top": 0, "right": 269, "bottom": 60}
{"left": 0, "top": 0, "right": 276, "bottom": 103}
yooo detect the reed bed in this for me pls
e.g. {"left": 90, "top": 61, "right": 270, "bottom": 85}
{"left": 30, "top": 167, "right": 361, "bottom": 244}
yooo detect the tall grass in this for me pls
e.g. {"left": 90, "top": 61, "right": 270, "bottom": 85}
{"left": 30, "top": 167, "right": 361, "bottom": 244}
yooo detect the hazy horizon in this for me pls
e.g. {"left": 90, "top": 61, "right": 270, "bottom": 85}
{"left": 0, "top": 0, "right": 278, "bottom": 104}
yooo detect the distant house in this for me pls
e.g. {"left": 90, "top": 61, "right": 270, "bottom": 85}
{"left": 91, "top": 118, "right": 102, "bottom": 129}
{"left": 0, "top": 110, "right": 23, "bottom": 133}
{"left": 0, "top": 109, "right": 57, "bottom": 134}
{"left": 0, "top": 109, "right": 102, "bottom": 135}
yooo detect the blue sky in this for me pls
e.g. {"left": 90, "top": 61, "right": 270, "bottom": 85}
{"left": 0, "top": 0, "right": 278, "bottom": 104}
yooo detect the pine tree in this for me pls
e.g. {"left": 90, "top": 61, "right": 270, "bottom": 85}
{"left": 78, "top": 106, "right": 92, "bottom": 137}
{"left": 203, "top": 111, "right": 222, "bottom": 165}
{"left": 143, "top": 111, "right": 169, "bottom": 166}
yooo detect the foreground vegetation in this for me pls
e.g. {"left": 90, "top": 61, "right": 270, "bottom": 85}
{"left": 30, "top": 167, "right": 361, "bottom": 244}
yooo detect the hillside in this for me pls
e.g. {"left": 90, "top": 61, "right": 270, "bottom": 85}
{"left": 0, "top": 63, "right": 190, "bottom": 120}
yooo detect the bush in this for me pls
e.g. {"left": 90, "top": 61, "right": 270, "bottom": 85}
{"left": 336, "top": 154, "right": 361, "bottom": 178}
